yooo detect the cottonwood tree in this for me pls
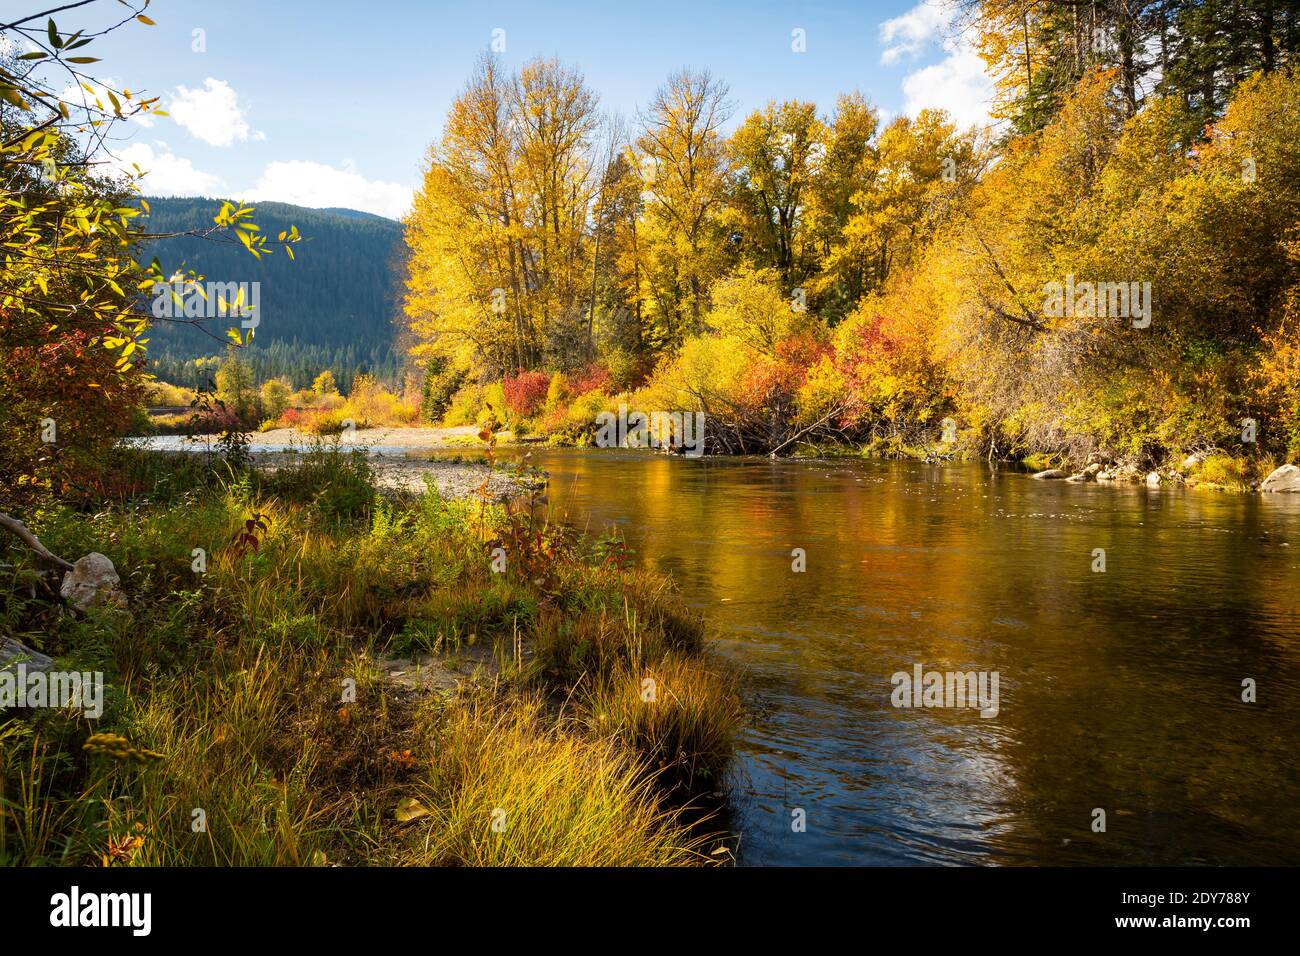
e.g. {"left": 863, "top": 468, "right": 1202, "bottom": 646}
{"left": 633, "top": 68, "right": 734, "bottom": 347}
{"left": 405, "top": 54, "right": 604, "bottom": 378}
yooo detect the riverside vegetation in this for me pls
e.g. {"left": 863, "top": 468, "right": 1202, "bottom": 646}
{"left": 121, "top": 5, "right": 1300, "bottom": 491}
{"left": 399, "top": 7, "right": 1300, "bottom": 483}
{"left": 1, "top": 442, "right": 741, "bottom": 865}
{"left": 129, "top": 6, "right": 1300, "bottom": 489}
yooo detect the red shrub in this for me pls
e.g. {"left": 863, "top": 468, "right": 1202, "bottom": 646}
{"left": 570, "top": 362, "right": 611, "bottom": 395}
{"left": 775, "top": 331, "right": 831, "bottom": 368}
{"left": 503, "top": 370, "right": 551, "bottom": 417}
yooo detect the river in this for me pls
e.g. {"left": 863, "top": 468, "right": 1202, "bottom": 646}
{"left": 519, "top": 448, "right": 1300, "bottom": 866}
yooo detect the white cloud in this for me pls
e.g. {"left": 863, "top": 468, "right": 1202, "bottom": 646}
{"left": 108, "top": 142, "right": 223, "bottom": 196}
{"left": 900, "top": 44, "right": 994, "bottom": 130}
{"left": 244, "top": 160, "right": 412, "bottom": 219}
{"left": 880, "top": 1, "right": 957, "bottom": 65}
{"left": 169, "top": 78, "right": 262, "bottom": 147}
{"left": 880, "top": 2, "right": 994, "bottom": 131}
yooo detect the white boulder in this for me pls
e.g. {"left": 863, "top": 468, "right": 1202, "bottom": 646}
{"left": 1261, "top": 464, "right": 1300, "bottom": 493}
{"left": 60, "top": 553, "right": 126, "bottom": 612}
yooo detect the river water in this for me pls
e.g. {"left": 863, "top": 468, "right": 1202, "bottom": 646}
{"left": 520, "top": 449, "right": 1300, "bottom": 866}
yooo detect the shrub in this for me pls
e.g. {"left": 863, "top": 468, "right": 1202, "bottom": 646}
{"left": 343, "top": 375, "right": 418, "bottom": 428}
{"left": 260, "top": 378, "right": 293, "bottom": 419}
{"left": 444, "top": 382, "right": 507, "bottom": 429}
{"left": 302, "top": 409, "right": 349, "bottom": 435}
{"left": 443, "top": 384, "right": 482, "bottom": 426}
{"left": 546, "top": 372, "right": 570, "bottom": 410}
{"left": 144, "top": 380, "right": 197, "bottom": 407}
{"left": 604, "top": 348, "right": 649, "bottom": 392}
{"left": 570, "top": 362, "right": 611, "bottom": 396}
{"left": 503, "top": 370, "right": 550, "bottom": 418}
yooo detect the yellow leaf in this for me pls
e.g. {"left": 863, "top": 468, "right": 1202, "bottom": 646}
{"left": 395, "top": 798, "right": 430, "bottom": 822}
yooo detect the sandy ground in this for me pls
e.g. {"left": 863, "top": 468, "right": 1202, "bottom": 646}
{"left": 249, "top": 424, "right": 488, "bottom": 448}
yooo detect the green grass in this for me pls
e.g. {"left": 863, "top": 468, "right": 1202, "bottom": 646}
{"left": 0, "top": 446, "right": 738, "bottom": 866}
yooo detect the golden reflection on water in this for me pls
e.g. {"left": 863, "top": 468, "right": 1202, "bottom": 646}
{"left": 515, "top": 449, "right": 1300, "bottom": 865}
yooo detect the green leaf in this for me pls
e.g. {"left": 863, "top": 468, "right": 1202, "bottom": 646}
{"left": 47, "top": 19, "right": 61, "bottom": 49}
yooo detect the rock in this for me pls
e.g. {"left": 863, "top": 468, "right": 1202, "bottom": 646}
{"left": 1260, "top": 464, "right": 1300, "bottom": 493}
{"left": 1183, "top": 450, "right": 1212, "bottom": 470}
{"left": 1067, "top": 463, "right": 1103, "bottom": 482}
{"left": 1096, "top": 470, "right": 1114, "bottom": 481}
{"left": 60, "top": 552, "right": 126, "bottom": 612}
{"left": 1031, "top": 469, "right": 1067, "bottom": 480}
{"left": 1145, "top": 471, "right": 1161, "bottom": 487}
{"left": 0, "top": 637, "right": 53, "bottom": 673}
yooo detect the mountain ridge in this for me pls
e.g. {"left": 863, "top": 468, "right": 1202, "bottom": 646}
{"left": 139, "top": 196, "right": 407, "bottom": 389}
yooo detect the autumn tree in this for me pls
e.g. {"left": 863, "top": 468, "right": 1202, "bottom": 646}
{"left": 725, "top": 99, "right": 823, "bottom": 288}
{"left": 404, "top": 54, "right": 603, "bottom": 379}
{"left": 633, "top": 68, "right": 734, "bottom": 348}
{"left": 802, "top": 92, "right": 880, "bottom": 321}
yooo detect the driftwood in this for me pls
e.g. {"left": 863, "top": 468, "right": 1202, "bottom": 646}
{"left": 0, "top": 512, "right": 74, "bottom": 571}
{"left": 0, "top": 515, "right": 63, "bottom": 678}
{"left": 767, "top": 403, "right": 854, "bottom": 458}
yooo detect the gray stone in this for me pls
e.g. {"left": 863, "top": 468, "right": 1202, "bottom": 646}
{"left": 1031, "top": 469, "right": 1067, "bottom": 480}
{"left": 0, "top": 637, "right": 53, "bottom": 672}
{"left": 60, "top": 552, "right": 126, "bottom": 612}
{"left": 1145, "top": 472, "right": 1162, "bottom": 487}
{"left": 1261, "top": 464, "right": 1300, "bottom": 493}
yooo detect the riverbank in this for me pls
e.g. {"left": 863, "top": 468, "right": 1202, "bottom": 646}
{"left": 0, "top": 445, "right": 741, "bottom": 865}
{"left": 134, "top": 423, "right": 1299, "bottom": 497}
{"left": 790, "top": 438, "right": 1298, "bottom": 495}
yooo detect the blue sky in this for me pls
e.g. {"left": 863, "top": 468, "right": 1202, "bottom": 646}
{"left": 52, "top": 0, "right": 993, "bottom": 217}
